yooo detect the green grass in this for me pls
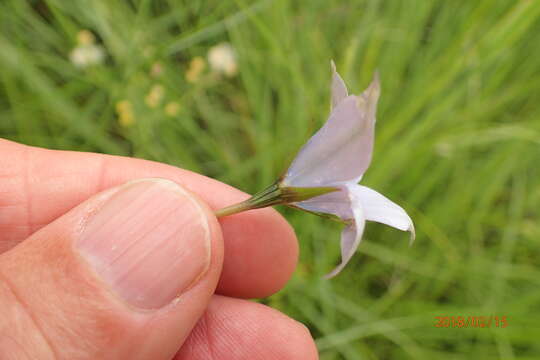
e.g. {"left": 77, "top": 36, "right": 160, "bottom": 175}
{"left": 2, "top": 0, "right": 540, "bottom": 358}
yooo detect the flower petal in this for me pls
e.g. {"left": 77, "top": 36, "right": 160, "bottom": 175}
{"left": 283, "top": 74, "right": 380, "bottom": 187}
{"left": 292, "top": 186, "right": 353, "bottom": 219}
{"left": 352, "top": 185, "right": 415, "bottom": 241}
{"left": 325, "top": 195, "right": 365, "bottom": 278}
{"left": 331, "top": 60, "right": 348, "bottom": 109}
{"left": 293, "top": 184, "right": 366, "bottom": 278}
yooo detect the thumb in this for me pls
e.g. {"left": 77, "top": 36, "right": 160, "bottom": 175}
{"left": 0, "top": 178, "right": 223, "bottom": 359}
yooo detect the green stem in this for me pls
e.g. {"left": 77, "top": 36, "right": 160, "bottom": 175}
{"left": 215, "top": 182, "right": 283, "bottom": 218}
{"left": 214, "top": 201, "right": 253, "bottom": 217}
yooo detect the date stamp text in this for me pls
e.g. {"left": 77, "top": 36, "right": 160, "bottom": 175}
{"left": 434, "top": 316, "right": 508, "bottom": 328}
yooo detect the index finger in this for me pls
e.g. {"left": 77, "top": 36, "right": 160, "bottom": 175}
{"left": 0, "top": 139, "right": 298, "bottom": 298}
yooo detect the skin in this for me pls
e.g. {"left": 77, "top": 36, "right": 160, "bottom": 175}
{"left": 0, "top": 139, "right": 319, "bottom": 359}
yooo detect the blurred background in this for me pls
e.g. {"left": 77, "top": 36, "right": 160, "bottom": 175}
{"left": 1, "top": 0, "right": 540, "bottom": 358}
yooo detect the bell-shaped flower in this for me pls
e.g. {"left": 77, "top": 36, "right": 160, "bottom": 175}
{"left": 282, "top": 62, "right": 414, "bottom": 277}
{"left": 216, "top": 62, "right": 414, "bottom": 278}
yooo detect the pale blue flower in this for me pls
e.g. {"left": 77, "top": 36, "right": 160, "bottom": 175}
{"left": 216, "top": 62, "right": 414, "bottom": 278}
{"left": 282, "top": 62, "right": 414, "bottom": 277}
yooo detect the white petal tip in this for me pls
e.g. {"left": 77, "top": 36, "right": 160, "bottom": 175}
{"left": 323, "top": 266, "right": 342, "bottom": 279}
{"left": 330, "top": 61, "right": 349, "bottom": 109}
{"left": 368, "top": 72, "right": 381, "bottom": 95}
{"left": 408, "top": 224, "right": 416, "bottom": 247}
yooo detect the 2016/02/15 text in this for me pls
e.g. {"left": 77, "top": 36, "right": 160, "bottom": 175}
{"left": 434, "top": 316, "right": 508, "bottom": 328}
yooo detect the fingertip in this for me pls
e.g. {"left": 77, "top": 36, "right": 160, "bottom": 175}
{"left": 175, "top": 296, "right": 319, "bottom": 360}
{"left": 216, "top": 206, "right": 298, "bottom": 298}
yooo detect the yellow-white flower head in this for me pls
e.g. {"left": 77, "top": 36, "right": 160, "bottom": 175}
{"left": 69, "top": 30, "right": 105, "bottom": 68}
{"left": 207, "top": 43, "right": 238, "bottom": 77}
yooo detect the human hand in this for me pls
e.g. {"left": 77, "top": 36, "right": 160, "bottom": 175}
{"left": 0, "top": 139, "right": 318, "bottom": 359}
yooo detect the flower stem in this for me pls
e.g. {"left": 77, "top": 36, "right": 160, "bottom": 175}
{"left": 214, "top": 201, "right": 253, "bottom": 217}
{"left": 215, "top": 182, "right": 283, "bottom": 218}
